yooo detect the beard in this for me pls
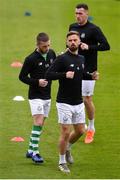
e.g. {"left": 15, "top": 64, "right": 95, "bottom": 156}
{"left": 69, "top": 45, "right": 78, "bottom": 52}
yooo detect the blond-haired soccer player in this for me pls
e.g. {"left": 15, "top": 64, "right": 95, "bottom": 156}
{"left": 19, "top": 32, "right": 56, "bottom": 163}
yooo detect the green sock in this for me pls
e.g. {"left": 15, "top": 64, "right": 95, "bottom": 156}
{"left": 28, "top": 125, "right": 42, "bottom": 155}
{"left": 28, "top": 135, "right": 33, "bottom": 153}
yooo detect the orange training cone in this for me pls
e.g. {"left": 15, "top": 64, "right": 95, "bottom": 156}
{"left": 11, "top": 137, "right": 25, "bottom": 142}
{"left": 11, "top": 61, "right": 23, "bottom": 68}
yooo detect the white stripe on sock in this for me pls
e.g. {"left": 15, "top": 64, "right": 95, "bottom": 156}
{"left": 31, "top": 137, "right": 40, "bottom": 141}
{"left": 32, "top": 130, "right": 41, "bottom": 135}
{"left": 32, "top": 144, "right": 39, "bottom": 148}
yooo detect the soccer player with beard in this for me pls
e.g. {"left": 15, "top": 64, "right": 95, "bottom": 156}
{"left": 45, "top": 31, "right": 99, "bottom": 173}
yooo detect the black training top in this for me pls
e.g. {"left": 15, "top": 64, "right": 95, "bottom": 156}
{"left": 45, "top": 50, "right": 92, "bottom": 105}
{"left": 19, "top": 49, "right": 56, "bottom": 100}
{"left": 69, "top": 21, "right": 110, "bottom": 73}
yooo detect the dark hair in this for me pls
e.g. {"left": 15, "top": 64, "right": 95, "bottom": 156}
{"left": 66, "top": 31, "right": 80, "bottom": 38}
{"left": 76, "top": 3, "right": 88, "bottom": 10}
{"left": 36, "top": 32, "right": 49, "bottom": 43}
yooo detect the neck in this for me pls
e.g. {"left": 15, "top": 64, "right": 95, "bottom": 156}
{"left": 36, "top": 48, "right": 47, "bottom": 54}
{"left": 78, "top": 19, "right": 88, "bottom": 26}
{"left": 68, "top": 49, "right": 78, "bottom": 55}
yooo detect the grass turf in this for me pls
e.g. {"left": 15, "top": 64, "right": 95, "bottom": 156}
{"left": 0, "top": 0, "right": 120, "bottom": 179}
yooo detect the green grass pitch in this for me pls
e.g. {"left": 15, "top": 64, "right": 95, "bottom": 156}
{"left": 0, "top": 0, "right": 120, "bottom": 179}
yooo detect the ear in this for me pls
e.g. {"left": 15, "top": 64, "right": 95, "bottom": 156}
{"left": 66, "top": 39, "right": 68, "bottom": 46}
{"left": 78, "top": 39, "right": 81, "bottom": 45}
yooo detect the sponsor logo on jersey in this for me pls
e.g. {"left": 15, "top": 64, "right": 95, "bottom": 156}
{"left": 38, "top": 62, "right": 42, "bottom": 66}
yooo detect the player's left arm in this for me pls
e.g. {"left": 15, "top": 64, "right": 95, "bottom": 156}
{"left": 81, "top": 56, "right": 99, "bottom": 80}
{"left": 89, "top": 26, "right": 110, "bottom": 51}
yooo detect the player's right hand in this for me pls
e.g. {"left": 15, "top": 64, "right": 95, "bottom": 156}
{"left": 66, "top": 71, "right": 75, "bottom": 79}
{"left": 39, "top": 79, "right": 48, "bottom": 87}
{"left": 80, "top": 42, "right": 89, "bottom": 50}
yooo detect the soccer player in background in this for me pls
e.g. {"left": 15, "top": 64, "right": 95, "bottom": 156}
{"left": 19, "top": 32, "right": 56, "bottom": 163}
{"left": 45, "top": 31, "right": 99, "bottom": 173}
{"left": 69, "top": 3, "right": 110, "bottom": 144}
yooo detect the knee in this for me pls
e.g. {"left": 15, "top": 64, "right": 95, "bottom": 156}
{"left": 80, "top": 128, "right": 85, "bottom": 136}
{"left": 77, "top": 127, "right": 85, "bottom": 137}
{"left": 62, "top": 127, "right": 70, "bottom": 141}
{"left": 33, "top": 115, "right": 44, "bottom": 126}
{"left": 83, "top": 96, "right": 92, "bottom": 105}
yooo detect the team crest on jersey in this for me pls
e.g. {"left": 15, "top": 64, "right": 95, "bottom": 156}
{"left": 81, "top": 33, "right": 85, "bottom": 39}
{"left": 70, "top": 64, "right": 74, "bottom": 67}
{"left": 38, "top": 62, "right": 42, "bottom": 66}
